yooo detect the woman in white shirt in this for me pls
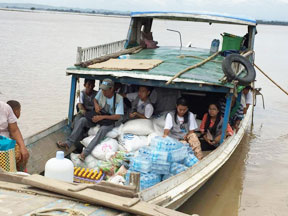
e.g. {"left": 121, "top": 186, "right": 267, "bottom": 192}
{"left": 163, "top": 97, "right": 203, "bottom": 160}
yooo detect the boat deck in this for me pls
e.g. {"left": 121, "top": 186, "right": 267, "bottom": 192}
{"left": 0, "top": 181, "right": 120, "bottom": 216}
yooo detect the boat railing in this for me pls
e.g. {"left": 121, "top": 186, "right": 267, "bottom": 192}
{"left": 75, "top": 39, "right": 126, "bottom": 65}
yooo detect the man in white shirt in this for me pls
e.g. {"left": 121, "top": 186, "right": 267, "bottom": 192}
{"left": 241, "top": 86, "right": 253, "bottom": 114}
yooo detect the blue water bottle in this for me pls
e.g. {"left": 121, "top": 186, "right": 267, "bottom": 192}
{"left": 210, "top": 39, "right": 220, "bottom": 54}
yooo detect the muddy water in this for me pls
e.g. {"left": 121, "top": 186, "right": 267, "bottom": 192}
{"left": 0, "top": 10, "right": 287, "bottom": 215}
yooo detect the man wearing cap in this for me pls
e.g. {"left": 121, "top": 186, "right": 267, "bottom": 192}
{"left": 57, "top": 79, "right": 124, "bottom": 160}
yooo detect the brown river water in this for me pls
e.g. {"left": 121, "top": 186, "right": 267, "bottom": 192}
{"left": 0, "top": 10, "right": 287, "bottom": 216}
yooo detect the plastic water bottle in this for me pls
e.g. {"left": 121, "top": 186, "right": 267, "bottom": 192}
{"left": 118, "top": 54, "right": 129, "bottom": 59}
{"left": 210, "top": 39, "right": 220, "bottom": 54}
{"left": 44, "top": 151, "right": 74, "bottom": 183}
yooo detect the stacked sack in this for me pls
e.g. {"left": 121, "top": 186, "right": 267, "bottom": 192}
{"left": 125, "top": 136, "right": 199, "bottom": 190}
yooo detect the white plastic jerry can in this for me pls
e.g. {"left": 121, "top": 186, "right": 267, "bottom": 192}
{"left": 44, "top": 151, "right": 74, "bottom": 183}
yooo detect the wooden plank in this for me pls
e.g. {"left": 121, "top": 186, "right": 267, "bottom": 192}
{"left": 21, "top": 174, "right": 191, "bottom": 216}
{"left": 68, "top": 183, "right": 137, "bottom": 198}
{"left": 88, "top": 59, "right": 163, "bottom": 70}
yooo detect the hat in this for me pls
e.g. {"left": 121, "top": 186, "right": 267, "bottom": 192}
{"left": 100, "top": 79, "right": 114, "bottom": 90}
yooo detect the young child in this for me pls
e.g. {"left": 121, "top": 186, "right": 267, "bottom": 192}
{"left": 7, "top": 100, "right": 26, "bottom": 171}
{"left": 125, "top": 86, "right": 154, "bottom": 119}
{"left": 163, "top": 97, "right": 203, "bottom": 160}
{"left": 75, "top": 79, "right": 97, "bottom": 122}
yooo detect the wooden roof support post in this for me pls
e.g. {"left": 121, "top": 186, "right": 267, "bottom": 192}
{"left": 68, "top": 75, "right": 77, "bottom": 128}
{"left": 129, "top": 172, "right": 140, "bottom": 192}
{"left": 76, "top": 47, "right": 83, "bottom": 65}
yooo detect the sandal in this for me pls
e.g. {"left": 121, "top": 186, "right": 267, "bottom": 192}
{"left": 56, "top": 141, "right": 69, "bottom": 151}
{"left": 78, "top": 153, "right": 86, "bottom": 162}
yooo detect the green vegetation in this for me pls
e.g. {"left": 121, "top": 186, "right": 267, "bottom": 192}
{"left": 256, "top": 20, "right": 288, "bottom": 26}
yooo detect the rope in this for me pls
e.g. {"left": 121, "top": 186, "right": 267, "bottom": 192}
{"left": 254, "top": 63, "right": 288, "bottom": 96}
{"left": 166, "top": 51, "right": 221, "bottom": 85}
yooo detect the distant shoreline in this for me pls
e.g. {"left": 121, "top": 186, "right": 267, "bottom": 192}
{"left": 1, "top": 7, "right": 288, "bottom": 26}
{"left": 0, "top": 7, "right": 129, "bottom": 19}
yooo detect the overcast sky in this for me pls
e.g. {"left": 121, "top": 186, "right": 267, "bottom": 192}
{"left": 1, "top": 0, "right": 288, "bottom": 21}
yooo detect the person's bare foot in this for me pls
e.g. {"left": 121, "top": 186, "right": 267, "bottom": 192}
{"left": 78, "top": 152, "right": 86, "bottom": 162}
{"left": 56, "top": 141, "right": 69, "bottom": 151}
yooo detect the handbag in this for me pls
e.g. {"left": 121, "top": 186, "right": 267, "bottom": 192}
{"left": 85, "top": 93, "right": 117, "bottom": 126}
{"left": 0, "top": 135, "right": 17, "bottom": 172}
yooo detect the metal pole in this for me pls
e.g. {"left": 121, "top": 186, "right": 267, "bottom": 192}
{"left": 167, "top": 29, "right": 182, "bottom": 49}
{"left": 220, "top": 93, "right": 233, "bottom": 144}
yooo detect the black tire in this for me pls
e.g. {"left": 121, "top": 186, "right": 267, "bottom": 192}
{"left": 222, "top": 54, "right": 256, "bottom": 86}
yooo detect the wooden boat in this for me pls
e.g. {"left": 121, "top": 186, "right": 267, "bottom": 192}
{"left": 3, "top": 11, "right": 257, "bottom": 215}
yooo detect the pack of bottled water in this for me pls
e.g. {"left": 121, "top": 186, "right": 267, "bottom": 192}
{"left": 151, "top": 149, "right": 168, "bottom": 162}
{"left": 125, "top": 170, "right": 161, "bottom": 191}
{"left": 125, "top": 136, "right": 199, "bottom": 189}
{"left": 151, "top": 160, "right": 171, "bottom": 174}
{"left": 168, "top": 146, "right": 188, "bottom": 162}
{"left": 140, "top": 173, "right": 161, "bottom": 190}
{"left": 184, "top": 153, "right": 199, "bottom": 167}
{"left": 129, "top": 157, "right": 151, "bottom": 173}
{"left": 170, "top": 162, "right": 188, "bottom": 175}
{"left": 138, "top": 146, "right": 152, "bottom": 159}
{"left": 150, "top": 136, "right": 182, "bottom": 151}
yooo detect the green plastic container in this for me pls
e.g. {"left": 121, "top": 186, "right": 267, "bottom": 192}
{"left": 221, "top": 33, "right": 243, "bottom": 51}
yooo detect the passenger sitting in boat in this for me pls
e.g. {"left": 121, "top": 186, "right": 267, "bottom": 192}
{"left": 241, "top": 86, "right": 253, "bottom": 114}
{"left": 199, "top": 103, "right": 234, "bottom": 151}
{"left": 123, "top": 86, "right": 154, "bottom": 119}
{"left": 0, "top": 100, "right": 29, "bottom": 171}
{"left": 7, "top": 100, "right": 27, "bottom": 171}
{"left": 220, "top": 96, "right": 244, "bottom": 131}
{"left": 75, "top": 79, "right": 97, "bottom": 123}
{"left": 57, "top": 79, "right": 124, "bottom": 161}
{"left": 163, "top": 97, "right": 203, "bottom": 160}
{"left": 140, "top": 31, "right": 158, "bottom": 49}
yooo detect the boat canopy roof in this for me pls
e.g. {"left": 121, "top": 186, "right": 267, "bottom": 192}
{"left": 67, "top": 47, "right": 233, "bottom": 93}
{"left": 131, "top": 11, "right": 257, "bottom": 26}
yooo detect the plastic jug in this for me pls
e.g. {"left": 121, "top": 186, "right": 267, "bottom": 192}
{"left": 44, "top": 151, "right": 74, "bottom": 183}
{"left": 210, "top": 39, "right": 220, "bottom": 54}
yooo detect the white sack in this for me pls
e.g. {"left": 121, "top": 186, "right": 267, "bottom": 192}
{"left": 80, "top": 135, "right": 95, "bottom": 148}
{"left": 119, "top": 133, "right": 148, "bottom": 152}
{"left": 70, "top": 153, "right": 101, "bottom": 169}
{"left": 106, "top": 124, "right": 123, "bottom": 139}
{"left": 88, "top": 125, "right": 100, "bottom": 136}
{"left": 91, "top": 138, "right": 119, "bottom": 161}
{"left": 122, "top": 119, "right": 154, "bottom": 136}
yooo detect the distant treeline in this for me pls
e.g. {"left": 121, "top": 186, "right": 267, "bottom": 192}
{"left": 2, "top": 5, "right": 130, "bottom": 16}
{"left": 256, "top": 20, "right": 288, "bottom": 26}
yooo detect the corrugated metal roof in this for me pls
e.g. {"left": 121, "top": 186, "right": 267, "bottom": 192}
{"left": 131, "top": 11, "right": 256, "bottom": 26}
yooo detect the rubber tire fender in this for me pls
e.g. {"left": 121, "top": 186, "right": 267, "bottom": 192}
{"left": 222, "top": 54, "right": 256, "bottom": 86}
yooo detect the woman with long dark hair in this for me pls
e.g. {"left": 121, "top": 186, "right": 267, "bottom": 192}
{"left": 163, "top": 97, "right": 203, "bottom": 159}
{"left": 200, "top": 103, "right": 233, "bottom": 150}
